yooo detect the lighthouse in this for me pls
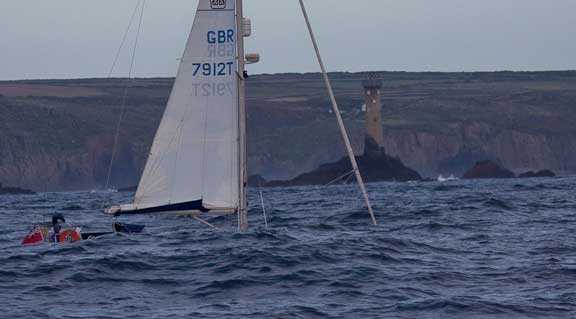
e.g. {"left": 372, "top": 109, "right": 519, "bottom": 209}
{"left": 362, "top": 73, "right": 385, "bottom": 156}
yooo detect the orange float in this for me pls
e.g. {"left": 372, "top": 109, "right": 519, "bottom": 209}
{"left": 58, "top": 228, "right": 82, "bottom": 243}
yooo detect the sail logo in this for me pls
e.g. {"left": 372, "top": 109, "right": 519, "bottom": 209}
{"left": 211, "top": 0, "right": 226, "bottom": 9}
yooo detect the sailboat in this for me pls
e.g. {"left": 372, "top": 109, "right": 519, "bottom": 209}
{"left": 106, "top": 0, "right": 377, "bottom": 230}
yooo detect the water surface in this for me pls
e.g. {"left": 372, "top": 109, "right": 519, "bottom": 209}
{"left": 1, "top": 177, "right": 575, "bottom": 318}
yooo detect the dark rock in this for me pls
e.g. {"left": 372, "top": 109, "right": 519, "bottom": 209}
{"left": 462, "top": 160, "right": 515, "bottom": 179}
{"left": 266, "top": 153, "right": 422, "bottom": 187}
{"left": 247, "top": 175, "right": 267, "bottom": 187}
{"left": 537, "top": 169, "right": 556, "bottom": 177}
{"left": 518, "top": 172, "right": 536, "bottom": 178}
{"left": 118, "top": 185, "right": 137, "bottom": 192}
{"left": 519, "top": 169, "right": 556, "bottom": 178}
{"left": 364, "top": 136, "right": 386, "bottom": 157}
{"left": 0, "top": 183, "right": 35, "bottom": 195}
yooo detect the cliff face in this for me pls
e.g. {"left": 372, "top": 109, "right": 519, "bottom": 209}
{"left": 1, "top": 71, "right": 576, "bottom": 190}
{"left": 0, "top": 120, "right": 143, "bottom": 191}
{"left": 0, "top": 79, "right": 165, "bottom": 190}
{"left": 382, "top": 123, "right": 576, "bottom": 176}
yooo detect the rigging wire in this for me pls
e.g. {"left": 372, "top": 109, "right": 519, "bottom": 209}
{"left": 258, "top": 183, "right": 268, "bottom": 230}
{"left": 104, "top": 0, "right": 146, "bottom": 191}
{"left": 324, "top": 169, "right": 356, "bottom": 186}
{"left": 107, "top": 0, "right": 143, "bottom": 78}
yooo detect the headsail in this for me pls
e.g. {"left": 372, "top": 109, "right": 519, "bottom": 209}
{"left": 110, "top": 0, "right": 240, "bottom": 215}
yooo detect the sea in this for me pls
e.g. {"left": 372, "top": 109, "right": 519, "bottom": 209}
{"left": 1, "top": 177, "right": 575, "bottom": 319}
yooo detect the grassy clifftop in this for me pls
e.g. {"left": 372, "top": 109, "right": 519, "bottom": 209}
{"left": 1, "top": 71, "right": 575, "bottom": 190}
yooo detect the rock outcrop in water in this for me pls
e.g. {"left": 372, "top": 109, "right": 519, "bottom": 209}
{"left": 267, "top": 152, "right": 422, "bottom": 187}
{"left": 0, "top": 183, "right": 35, "bottom": 195}
{"left": 118, "top": 185, "right": 138, "bottom": 192}
{"left": 518, "top": 170, "right": 556, "bottom": 178}
{"left": 462, "top": 160, "right": 557, "bottom": 179}
{"left": 247, "top": 175, "right": 267, "bottom": 187}
{"left": 462, "top": 160, "right": 515, "bottom": 179}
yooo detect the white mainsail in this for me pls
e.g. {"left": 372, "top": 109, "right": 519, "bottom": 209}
{"left": 108, "top": 0, "right": 241, "bottom": 215}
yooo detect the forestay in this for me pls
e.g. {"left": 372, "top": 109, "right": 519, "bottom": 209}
{"left": 116, "top": 0, "right": 240, "bottom": 214}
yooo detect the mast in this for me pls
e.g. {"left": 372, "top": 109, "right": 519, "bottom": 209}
{"left": 298, "top": 0, "right": 377, "bottom": 225}
{"left": 236, "top": 0, "right": 248, "bottom": 231}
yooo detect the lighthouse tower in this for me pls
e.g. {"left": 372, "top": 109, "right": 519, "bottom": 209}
{"left": 362, "top": 73, "right": 385, "bottom": 156}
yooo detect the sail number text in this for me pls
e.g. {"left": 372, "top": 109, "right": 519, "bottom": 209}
{"left": 192, "top": 29, "right": 236, "bottom": 77}
{"left": 192, "top": 62, "right": 235, "bottom": 77}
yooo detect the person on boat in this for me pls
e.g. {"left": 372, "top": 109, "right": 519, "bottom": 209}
{"left": 48, "top": 214, "right": 65, "bottom": 242}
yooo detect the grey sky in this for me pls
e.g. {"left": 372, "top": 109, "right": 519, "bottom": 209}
{"left": 1, "top": 0, "right": 575, "bottom": 80}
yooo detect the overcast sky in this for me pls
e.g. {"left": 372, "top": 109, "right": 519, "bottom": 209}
{"left": 1, "top": 0, "right": 575, "bottom": 80}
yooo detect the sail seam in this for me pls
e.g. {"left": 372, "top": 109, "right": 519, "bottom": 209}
{"left": 169, "top": 120, "right": 185, "bottom": 204}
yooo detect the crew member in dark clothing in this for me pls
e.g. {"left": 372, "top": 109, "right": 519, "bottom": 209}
{"left": 49, "top": 214, "right": 65, "bottom": 242}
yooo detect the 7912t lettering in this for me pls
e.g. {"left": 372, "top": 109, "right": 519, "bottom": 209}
{"left": 192, "top": 62, "right": 235, "bottom": 77}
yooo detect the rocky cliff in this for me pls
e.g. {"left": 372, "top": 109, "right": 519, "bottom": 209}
{"left": 1, "top": 71, "right": 575, "bottom": 191}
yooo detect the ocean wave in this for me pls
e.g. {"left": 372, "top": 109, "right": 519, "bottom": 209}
{"left": 1, "top": 177, "right": 575, "bottom": 318}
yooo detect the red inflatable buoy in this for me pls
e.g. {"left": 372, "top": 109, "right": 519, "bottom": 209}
{"left": 58, "top": 229, "right": 81, "bottom": 243}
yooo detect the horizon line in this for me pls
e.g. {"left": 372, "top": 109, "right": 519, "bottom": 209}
{"left": 2, "top": 69, "right": 576, "bottom": 82}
